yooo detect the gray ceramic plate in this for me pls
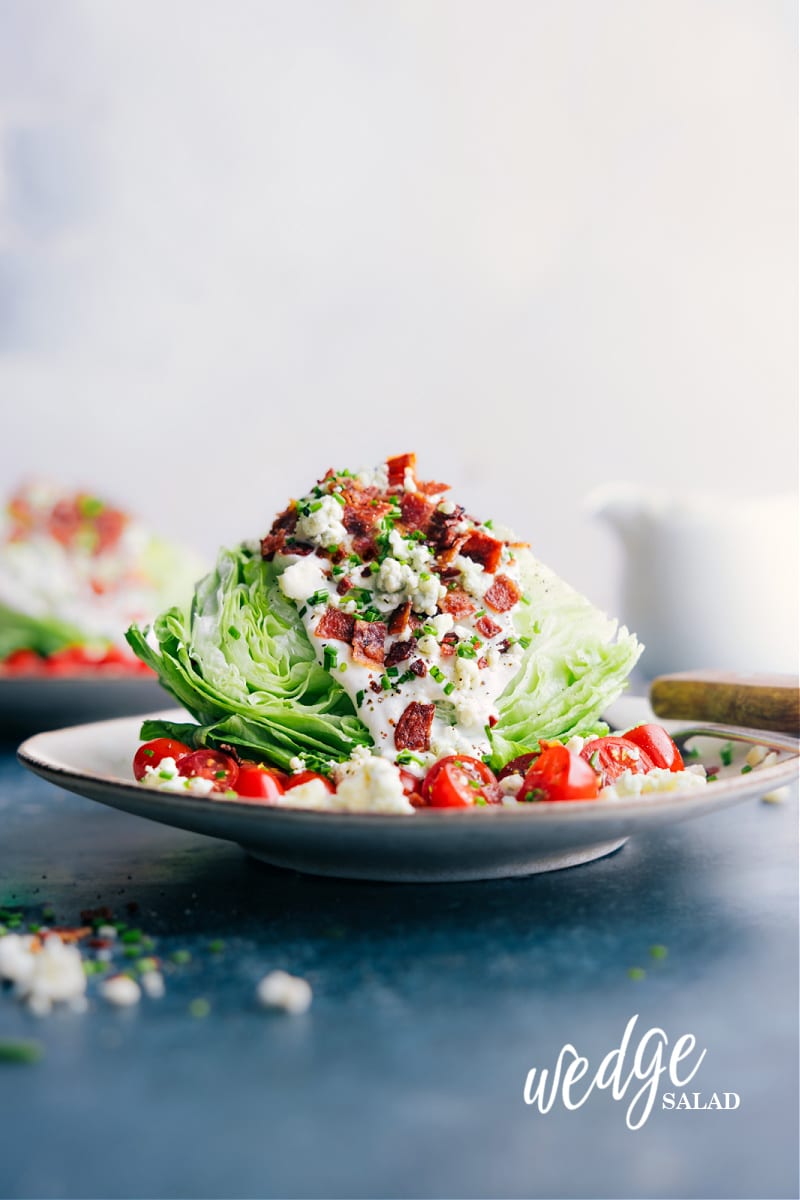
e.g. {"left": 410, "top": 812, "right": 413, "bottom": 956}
{"left": 17, "top": 703, "right": 799, "bottom": 882}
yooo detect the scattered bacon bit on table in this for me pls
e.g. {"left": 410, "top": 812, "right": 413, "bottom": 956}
{"left": 394, "top": 702, "right": 435, "bottom": 751}
{"left": 351, "top": 620, "right": 387, "bottom": 667}
{"left": 315, "top": 607, "right": 356, "bottom": 643}
{"left": 484, "top": 574, "right": 521, "bottom": 613}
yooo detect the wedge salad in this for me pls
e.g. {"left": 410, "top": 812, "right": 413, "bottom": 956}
{"left": 0, "top": 483, "right": 204, "bottom": 676}
{"left": 127, "top": 453, "right": 708, "bottom": 812}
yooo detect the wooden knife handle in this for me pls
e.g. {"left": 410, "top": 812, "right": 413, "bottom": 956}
{"left": 650, "top": 671, "right": 800, "bottom": 736}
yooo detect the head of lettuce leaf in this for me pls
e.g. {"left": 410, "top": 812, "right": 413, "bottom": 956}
{"left": 126, "top": 543, "right": 641, "bottom": 774}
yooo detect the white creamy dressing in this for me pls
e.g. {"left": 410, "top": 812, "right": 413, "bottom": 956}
{"left": 275, "top": 511, "right": 525, "bottom": 769}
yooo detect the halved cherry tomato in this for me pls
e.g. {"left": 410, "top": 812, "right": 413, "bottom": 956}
{"left": 422, "top": 755, "right": 500, "bottom": 808}
{"left": 177, "top": 749, "right": 239, "bottom": 792}
{"left": 284, "top": 770, "right": 335, "bottom": 794}
{"left": 623, "top": 724, "right": 684, "bottom": 773}
{"left": 2, "top": 649, "right": 44, "bottom": 675}
{"left": 519, "top": 742, "right": 599, "bottom": 802}
{"left": 580, "top": 736, "right": 654, "bottom": 788}
{"left": 133, "top": 737, "right": 192, "bottom": 781}
{"left": 235, "top": 765, "right": 286, "bottom": 803}
{"left": 497, "top": 752, "right": 538, "bottom": 781}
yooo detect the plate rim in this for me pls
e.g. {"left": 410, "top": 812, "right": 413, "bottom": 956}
{"left": 16, "top": 709, "right": 800, "bottom": 827}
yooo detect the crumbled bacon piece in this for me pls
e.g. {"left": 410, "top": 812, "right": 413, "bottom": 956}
{"left": 260, "top": 504, "right": 298, "bottom": 560}
{"left": 476, "top": 615, "right": 502, "bottom": 639}
{"left": 428, "top": 505, "right": 466, "bottom": 552}
{"left": 369, "top": 679, "right": 382, "bottom": 694}
{"left": 460, "top": 531, "right": 504, "bottom": 574}
{"left": 387, "top": 452, "right": 416, "bottom": 488}
{"left": 439, "top": 589, "right": 476, "bottom": 619}
{"left": 387, "top": 601, "right": 412, "bottom": 635}
{"left": 488, "top": 714, "right": 498, "bottom": 727}
{"left": 410, "top": 658, "right": 427, "bottom": 677}
{"left": 477, "top": 657, "right": 489, "bottom": 669}
{"left": 394, "top": 701, "right": 435, "bottom": 751}
{"left": 418, "top": 480, "right": 450, "bottom": 496}
{"left": 435, "top": 536, "right": 469, "bottom": 569}
{"left": 484, "top": 574, "right": 521, "bottom": 613}
{"left": 336, "top": 577, "right": 353, "bottom": 596}
{"left": 352, "top": 620, "right": 387, "bottom": 667}
{"left": 399, "top": 492, "right": 435, "bottom": 533}
{"left": 385, "top": 640, "right": 414, "bottom": 668}
{"left": 497, "top": 639, "right": 512, "bottom": 653}
{"left": 439, "top": 631, "right": 458, "bottom": 658}
{"left": 314, "top": 607, "right": 355, "bottom": 643}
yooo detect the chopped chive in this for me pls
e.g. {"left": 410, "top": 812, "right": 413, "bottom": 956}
{"left": 170, "top": 950, "right": 192, "bottom": 966}
{"left": 422, "top": 624, "right": 437, "bottom": 636}
{"left": 443, "top": 681, "right": 455, "bottom": 695}
{"left": 456, "top": 643, "right": 477, "bottom": 659}
{"left": 309, "top": 500, "right": 323, "bottom": 513}
{"left": 649, "top": 944, "right": 668, "bottom": 960}
{"left": 627, "top": 967, "right": 646, "bottom": 982}
{"left": 189, "top": 998, "right": 211, "bottom": 1019}
{"left": 381, "top": 675, "right": 392, "bottom": 691}
{"left": 143, "top": 748, "right": 155, "bottom": 758}
{"left": 519, "top": 595, "right": 530, "bottom": 605}
{"left": 720, "top": 743, "right": 734, "bottom": 767}
{"left": 532, "top": 620, "right": 542, "bottom": 634}
{"left": 323, "top": 645, "right": 338, "bottom": 671}
{"left": 396, "top": 751, "right": 426, "bottom": 767}
{"left": 363, "top": 607, "right": 381, "bottom": 623}
{"left": 0, "top": 1039, "right": 44, "bottom": 1064}
{"left": 306, "top": 589, "right": 329, "bottom": 607}
{"left": 208, "top": 939, "right": 225, "bottom": 954}
{"left": 331, "top": 492, "right": 346, "bottom": 507}
{"left": 430, "top": 666, "right": 445, "bottom": 683}
{"left": 397, "top": 670, "right": 415, "bottom": 686}
{"left": 228, "top": 625, "right": 241, "bottom": 639}
{"left": 326, "top": 544, "right": 339, "bottom": 554}
{"left": 339, "top": 662, "right": 347, "bottom": 673}
{"left": 518, "top": 636, "right": 532, "bottom": 650}
{"left": 369, "top": 561, "right": 380, "bottom": 574}
{"left": 298, "top": 606, "right": 307, "bottom": 618}
{"left": 386, "top": 666, "right": 399, "bottom": 678}
{"left": 474, "top": 609, "right": 486, "bottom": 619}
{"left": 121, "top": 929, "right": 141, "bottom": 944}
{"left": 356, "top": 690, "right": 365, "bottom": 708}
{"left": 741, "top": 764, "right": 753, "bottom": 775}
{"left": 348, "top": 553, "right": 362, "bottom": 565}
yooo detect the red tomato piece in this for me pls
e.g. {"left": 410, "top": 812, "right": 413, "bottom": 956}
{"left": 235, "top": 765, "right": 286, "bottom": 803}
{"left": 284, "top": 770, "right": 335, "bottom": 794}
{"left": 133, "top": 737, "right": 192, "bottom": 781}
{"left": 518, "top": 742, "right": 599, "bottom": 802}
{"left": 422, "top": 755, "right": 500, "bottom": 808}
{"left": 580, "top": 736, "right": 654, "bottom": 789}
{"left": 177, "top": 749, "right": 239, "bottom": 792}
{"left": 2, "top": 649, "right": 44, "bottom": 675}
{"left": 623, "top": 724, "right": 684, "bottom": 773}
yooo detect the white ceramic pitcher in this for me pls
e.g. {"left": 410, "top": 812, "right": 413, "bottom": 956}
{"left": 588, "top": 485, "right": 799, "bottom": 678}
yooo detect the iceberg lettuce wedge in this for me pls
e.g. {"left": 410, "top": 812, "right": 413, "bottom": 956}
{"left": 126, "top": 544, "right": 372, "bottom": 771}
{"left": 487, "top": 551, "right": 642, "bottom": 767}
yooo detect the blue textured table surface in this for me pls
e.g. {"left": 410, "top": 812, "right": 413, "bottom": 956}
{"left": 0, "top": 743, "right": 797, "bottom": 1200}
